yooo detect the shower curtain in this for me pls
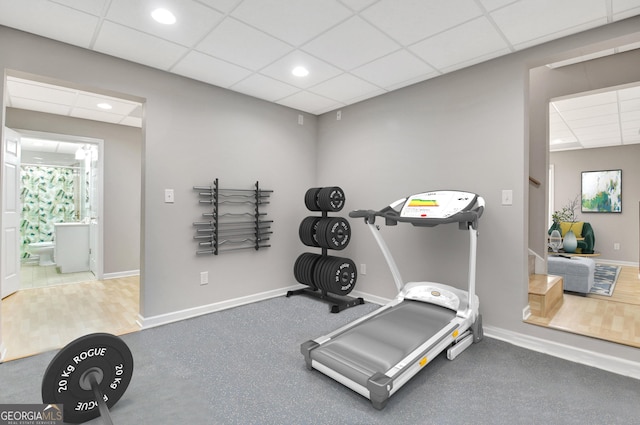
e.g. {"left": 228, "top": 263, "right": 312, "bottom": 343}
{"left": 20, "top": 165, "right": 76, "bottom": 259}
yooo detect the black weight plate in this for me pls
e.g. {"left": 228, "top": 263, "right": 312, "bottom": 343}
{"left": 42, "top": 333, "right": 134, "bottom": 424}
{"left": 316, "top": 217, "right": 350, "bottom": 250}
{"left": 298, "top": 216, "right": 320, "bottom": 247}
{"left": 294, "top": 253, "right": 320, "bottom": 288}
{"left": 314, "top": 256, "right": 357, "bottom": 295}
{"left": 312, "top": 256, "right": 330, "bottom": 292}
{"left": 332, "top": 256, "right": 357, "bottom": 295}
{"left": 317, "top": 187, "right": 345, "bottom": 212}
{"left": 304, "top": 188, "right": 322, "bottom": 211}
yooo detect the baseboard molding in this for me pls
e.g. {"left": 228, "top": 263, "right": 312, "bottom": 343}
{"left": 137, "top": 284, "right": 302, "bottom": 329}
{"left": 596, "top": 259, "right": 638, "bottom": 267}
{"left": 485, "top": 325, "right": 640, "bottom": 380}
{"left": 103, "top": 270, "right": 140, "bottom": 280}
{"left": 349, "top": 289, "right": 390, "bottom": 306}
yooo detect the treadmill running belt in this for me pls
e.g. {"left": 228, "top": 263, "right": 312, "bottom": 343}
{"left": 310, "top": 300, "right": 456, "bottom": 387}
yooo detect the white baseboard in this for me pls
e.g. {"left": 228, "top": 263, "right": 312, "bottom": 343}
{"left": 349, "top": 289, "right": 389, "bottom": 306}
{"left": 485, "top": 325, "right": 640, "bottom": 380}
{"left": 137, "top": 284, "right": 302, "bottom": 329}
{"left": 103, "top": 270, "right": 140, "bottom": 280}
{"left": 596, "top": 259, "right": 638, "bottom": 267}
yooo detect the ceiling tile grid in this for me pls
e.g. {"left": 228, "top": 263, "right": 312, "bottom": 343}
{"left": 0, "top": 0, "right": 640, "bottom": 137}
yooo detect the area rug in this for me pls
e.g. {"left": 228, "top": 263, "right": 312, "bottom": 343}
{"left": 590, "top": 264, "right": 621, "bottom": 296}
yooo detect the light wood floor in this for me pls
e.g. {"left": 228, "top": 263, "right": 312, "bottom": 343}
{"left": 1, "top": 276, "right": 140, "bottom": 362}
{"left": 526, "top": 265, "right": 640, "bottom": 348}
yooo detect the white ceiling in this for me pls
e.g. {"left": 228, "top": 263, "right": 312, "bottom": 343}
{"left": 2, "top": 0, "right": 640, "bottom": 151}
{"left": 550, "top": 84, "right": 640, "bottom": 152}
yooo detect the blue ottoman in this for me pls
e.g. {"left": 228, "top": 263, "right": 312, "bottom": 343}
{"left": 547, "top": 256, "right": 595, "bottom": 294}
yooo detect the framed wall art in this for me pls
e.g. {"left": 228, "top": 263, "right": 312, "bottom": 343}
{"left": 581, "top": 169, "right": 622, "bottom": 213}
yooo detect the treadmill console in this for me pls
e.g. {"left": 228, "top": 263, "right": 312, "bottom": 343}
{"left": 399, "top": 190, "right": 477, "bottom": 219}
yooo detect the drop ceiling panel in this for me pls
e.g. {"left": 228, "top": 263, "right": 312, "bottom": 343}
{"left": 554, "top": 91, "right": 617, "bottom": 110}
{"left": 490, "top": 0, "right": 608, "bottom": 48}
{"left": 259, "top": 51, "right": 342, "bottom": 89}
{"left": 7, "top": 78, "right": 78, "bottom": 106}
{"left": 196, "top": 0, "right": 243, "bottom": 13}
{"left": 361, "top": 0, "right": 483, "bottom": 45}
{"left": 231, "top": 0, "right": 352, "bottom": 46}
{"left": 0, "top": 0, "right": 98, "bottom": 48}
{"left": 557, "top": 104, "right": 619, "bottom": 121}
{"left": 276, "top": 91, "right": 342, "bottom": 115}
{"left": 8, "top": 98, "right": 72, "bottom": 116}
{"left": 340, "top": 0, "right": 378, "bottom": 11}
{"left": 93, "top": 21, "right": 188, "bottom": 70}
{"left": 50, "top": 0, "right": 108, "bottom": 15}
{"left": 106, "top": 0, "right": 224, "bottom": 46}
{"left": 351, "top": 50, "right": 437, "bottom": 89}
{"left": 308, "top": 73, "right": 381, "bottom": 103}
{"left": 230, "top": 74, "right": 300, "bottom": 102}
{"left": 74, "top": 93, "right": 139, "bottom": 116}
{"left": 172, "top": 51, "right": 253, "bottom": 88}
{"left": 70, "top": 107, "right": 123, "bottom": 124}
{"left": 301, "top": 16, "right": 399, "bottom": 71}
{"left": 196, "top": 18, "right": 292, "bottom": 70}
{"left": 409, "top": 17, "right": 511, "bottom": 72}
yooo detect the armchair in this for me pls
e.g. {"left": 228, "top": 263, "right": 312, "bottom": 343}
{"left": 548, "top": 221, "right": 595, "bottom": 254}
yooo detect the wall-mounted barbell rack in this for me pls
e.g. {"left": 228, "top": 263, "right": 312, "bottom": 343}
{"left": 193, "top": 179, "right": 273, "bottom": 255}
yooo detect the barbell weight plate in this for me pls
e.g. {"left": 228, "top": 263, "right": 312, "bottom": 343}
{"left": 330, "top": 256, "right": 357, "bottom": 296}
{"left": 42, "top": 333, "right": 134, "bottom": 424}
{"left": 316, "top": 217, "right": 351, "bottom": 250}
{"left": 294, "top": 253, "right": 320, "bottom": 288}
{"left": 298, "top": 216, "right": 321, "bottom": 247}
{"left": 317, "top": 187, "right": 345, "bottom": 212}
{"left": 313, "top": 256, "right": 357, "bottom": 296}
{"left": 304, "top": 187, "right": 322, "bottom": 211}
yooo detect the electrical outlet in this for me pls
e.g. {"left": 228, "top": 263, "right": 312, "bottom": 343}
{"left": 614, "top": 243, "right": 620, "bottom": 250}
{"left": 360, "top": 264, "right": 366, "bottom": 275}
{"left": 200, "top": 271, "right": 208, "bottom": 285}
{"left": 337, "top": 110, "right": 342, "bottom": 120}
{"left": 298, "top": 114, "right": 304, "bottom": 125}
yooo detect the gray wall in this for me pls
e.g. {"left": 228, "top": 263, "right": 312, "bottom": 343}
{"left": 317, "top": 17, "right": 640, "bottom": 365}
{"left": 5, "top": 108, "right": 142, "bottom": 274}
{"left": 550, "top": 144, "right": 639, "bottom": 263}
{"left": 0, "top": 26, "right": 317, "bottom": 321}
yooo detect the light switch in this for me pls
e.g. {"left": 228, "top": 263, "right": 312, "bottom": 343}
{"left": 165, "top": 189, "right": 174, "bottom": 203}
{"left": 501, "top": 189, "right": 513, "bottom": 206}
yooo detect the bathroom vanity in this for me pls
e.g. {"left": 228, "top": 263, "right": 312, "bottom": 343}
{"left": 54, "top": 222, "right": 90, "bottom": 273}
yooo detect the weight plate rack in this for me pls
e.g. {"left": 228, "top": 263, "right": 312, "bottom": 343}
{"left": 193, "top": 179, "right": 273, "bottom": 255}
{"left": 287, "top": 186, "right": 364, "bottom": 313}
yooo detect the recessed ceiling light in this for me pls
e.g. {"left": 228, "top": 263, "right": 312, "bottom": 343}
{"left": 292, "top": 66, "right": 309, "bottom": 77}
{"left": 97, "top": 103, "right": 112, "bottom": 110}
{"left": 151, "top": 8, "right": 176, "bottom": 25}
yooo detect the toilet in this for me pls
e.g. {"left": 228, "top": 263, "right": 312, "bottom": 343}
{"left": 28, "top": 241, "right": 56, "bottom": 266}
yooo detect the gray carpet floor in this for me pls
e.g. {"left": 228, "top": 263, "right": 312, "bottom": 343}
{"left": 1, "top": 295, "right": 639, "bottom": 424}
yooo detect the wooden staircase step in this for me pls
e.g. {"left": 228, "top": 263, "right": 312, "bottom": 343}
{"left": 529, "top": 274, "right": 564, "bottom": 318}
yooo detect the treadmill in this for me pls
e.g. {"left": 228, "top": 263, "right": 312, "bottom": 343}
{"left": 301, "top": 190, "right": 485, "bottom": 409}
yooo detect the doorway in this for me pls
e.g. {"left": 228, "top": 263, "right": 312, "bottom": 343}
{"left": 17, "top": 132, "right": 103, "bottom": 290}
{"left": 1, "top": 71, "right": 144, "bottom": 360}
